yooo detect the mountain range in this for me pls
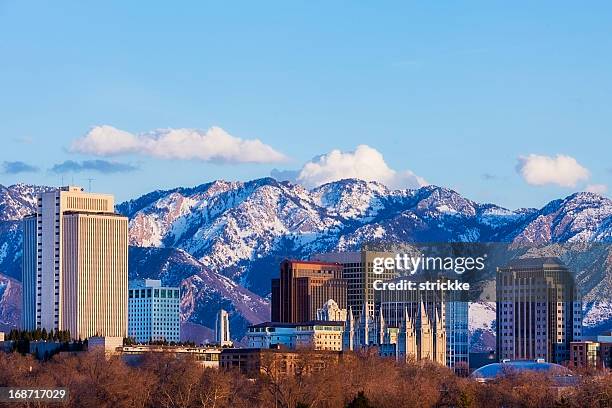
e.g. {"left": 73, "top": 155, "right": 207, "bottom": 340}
{"left": 1, "top": 178, "right": 611, "bottom": 346}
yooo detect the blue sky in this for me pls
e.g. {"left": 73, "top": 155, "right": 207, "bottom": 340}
{"left": 1, "top": 1, "right": 611, "bottom": 208}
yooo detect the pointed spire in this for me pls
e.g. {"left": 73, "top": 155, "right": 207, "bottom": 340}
{"left": 400, "top": 306, "right": 412, "bottom": 332}
{"left": 434, "top": 307, "right": 441, "bottom": 328}
{"left": 360, "top": 301, "right": 368, "bottom": 323}
{"left": 403, "top": 306, "right": 412, "bottom": 329}
{"left": 378, "top": 306, "right": 386, "bottom": 345}
{"left": 420, "top": 301, "right": 426, "bottom": 319}
{"left": 344, "top": 306, "right": 355, "bottom": 351}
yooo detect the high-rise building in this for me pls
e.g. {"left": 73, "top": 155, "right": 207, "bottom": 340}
{"left": 312, "top": 251, "right": 398, "bottom": 321}
{"left": 215, "top": 309, "right": 232, "bottom": 347}
{"left": 22, "top": 186, "right": 128, "bottom": 339}
{"left": 128, "top": 279, "right": 180, "bottom": 343}
{"left": 271, "top": 260, "right": 347, "bottom": 323}
{"left": 496, "top": 257, "right": 582, "bottom": 364}
{"left": 445, "top": 301, "right": 469, "bottom": 374}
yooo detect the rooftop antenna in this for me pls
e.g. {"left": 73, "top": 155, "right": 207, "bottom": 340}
{"left": 61, "top": 175, "right": 64, "bottom": 187}
{"left": 87, "top": 178, "right": 95, "bottom": 192}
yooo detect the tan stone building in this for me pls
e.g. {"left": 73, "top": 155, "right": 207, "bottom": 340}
{"left": 22, "top": 186, "right": 128, "bottom": 339}
{"left": 352, "top": 302, "right": 447, "bottom": 366}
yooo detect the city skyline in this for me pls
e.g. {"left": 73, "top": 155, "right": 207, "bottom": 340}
{"left": 1, "top": 2, "right": 611, "bottom": 404}
{"left": 1, "top": 2, "right": 612, "bottom": 209}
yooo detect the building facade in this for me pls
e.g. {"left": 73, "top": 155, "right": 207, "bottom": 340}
{"left": 220, "top": 348, "right": 341, "bottom": 376}
{"left": 496, "top": 257, "right": 582, "bottom": 364}
{"left": 128, "top": 279, "right": 180, "bottom": 343}
{"left": 22, "top": 186, "right": 128, "bottom": 339}
{"left": 347, "top": 302, "right": 447, "bottom": 366}
{"left": 445, "top": 301, "right": 469, "bottom": 374}
{"left": 316, "top": 299, "right": 347, "bottom": 321}
{"left": 120, "top": 345, "right": 221, "bottom": 368}
{"left": 246, "top": 321, "right": 344, "bottom": 351}
{"left": 271, "top": 260, "right": 347, "bottom": 323}
{"left": 570, "top": 331, "right": 612, "bottom": 369}
{"left": 215, "top": 309, "right": 232, "bottom": 347}
{"left": 312, "top": 251, "right": 398, "bottom": 321}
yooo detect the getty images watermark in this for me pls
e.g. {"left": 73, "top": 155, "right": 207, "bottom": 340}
{"left": 371, "top": 253, "right": 487, "bottom": 292}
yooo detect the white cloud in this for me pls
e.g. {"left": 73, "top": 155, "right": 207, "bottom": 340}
{"left": 585, "top": 184, "right": 608, "bottom": 194}
{"left": 70, "top": 125, "right": 287, "bottom": 164}
{"left": 516, "top": 154, "right": 589, "bottom": 187}
{"left": 276, "top": 144, "right": 427, "bottom": 189}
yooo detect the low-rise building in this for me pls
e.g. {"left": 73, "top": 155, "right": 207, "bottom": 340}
{"left": 570, "top": 333, "right": 612, "bottom": 369}
{"left": 220, "top": 347, "right": 341, "bottom": 375}
{"left": 471, "top": 359, "right": 576, "bottom": 385}
{"left": 88, "top": 336, "right": 124, "bottom": 355}
{"left": 119, "top": 345, "right": 222, "bottom": 368}
{"left": 570, "top": 341, "right": 600, "bottom": 368}
{"left": 246, "top": 321, "right": 344, "bottom": 351}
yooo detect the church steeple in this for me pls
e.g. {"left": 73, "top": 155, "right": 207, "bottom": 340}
{"left": 377, "top": 306, "right": 386, "bottom": 345}
{"left": 344, "top": 306, "right": 355, "bottom": 351}
{"left": 360, "top": 302, "right": 370, "bottom": 346}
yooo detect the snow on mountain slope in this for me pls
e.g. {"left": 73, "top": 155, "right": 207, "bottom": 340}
{"left": 0, "top": 273, "right": 21, "bottom": 332}
{"left": 512, "top": 192, "right": 612, "bottom": 244}
{"left": 117, "top": 179, "right": 612, "bottom": 298}
{"left": 0, "top": 184, "right": 53, "bottom": 221}
{"left": 469, "top": 302, "right": 496, "bottom": 351}
{"left": 1, "top": 180, "right": 612, "bottom": 341}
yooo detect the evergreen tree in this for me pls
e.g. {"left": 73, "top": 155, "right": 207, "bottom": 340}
{"left": 346, "top": 392, "right": 374, "bottom": 408}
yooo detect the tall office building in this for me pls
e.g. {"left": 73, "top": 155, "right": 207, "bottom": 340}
{"left": 271, "top": 260, "right": 347, "bottom": 323}
{"left": 496, "top": 257, "right": 582, "bottom": 364}
{"left": 128, "top": 279, "right": 180, "bottom": 343}
{"left": 22, "top": 186, "right": 128, "bottom": 339}
{"left": 445, "top": 301, "right": 469, "bottom": 374}
{"left": 312, "top": 251, "right": 398, "bottom": 321}
{"left": 215, "top": 309, "right": 232, "bottom": 347}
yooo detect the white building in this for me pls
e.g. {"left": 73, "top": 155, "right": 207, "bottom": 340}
{"left": 316, "top": 299, "right": 347, "bottom": 322}
{"left": 22, "top": 186, "right": 128, "bottom": 339}
{"left": 215, "top": 309, "right": 232, "bottom": 347}
{"left": 128, "top": 279, "right": 180, "bottom": 343}
{"left": 246, "top": 321, "right": 344, "bottom": 351}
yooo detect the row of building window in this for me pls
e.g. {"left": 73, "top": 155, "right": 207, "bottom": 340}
{"left": 128, "top": 288, "right": 179, "bottom": 299}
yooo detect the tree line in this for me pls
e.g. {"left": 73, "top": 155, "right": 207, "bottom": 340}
{"left": 0, "top": 349, "right": 610, "bottom": 408}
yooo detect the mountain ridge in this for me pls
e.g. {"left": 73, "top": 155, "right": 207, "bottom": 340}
{"left": 0, "top": 179, "right": 611, "bottom": 343}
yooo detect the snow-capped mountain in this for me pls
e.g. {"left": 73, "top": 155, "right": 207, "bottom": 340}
{"left": 118, "top": 179, "right": 612, "bottom": 293}
{"left": 0, "top": 179, "right": 611, "bottom": 342}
